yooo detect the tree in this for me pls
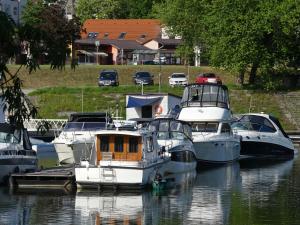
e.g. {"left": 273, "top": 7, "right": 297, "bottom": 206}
{"left": 0, "top": 1, "right": 81, "bottom": 128}
{"left": 155, "top": 0, "right": 300, "bottom": 84}
{"left": 153, "top": 0, "right": 205, "bottom": 64}
{"left": 75, "top": 0, "right": 123, "bottom": 23}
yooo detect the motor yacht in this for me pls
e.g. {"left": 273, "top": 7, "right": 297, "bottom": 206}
{"left": 231, "top": 113, "right": 297, "bottom": 157}
{"left": 177, "top": 83, "right": 240, "bottom": 164}
{"left": 75, "top": 127, "right": 170, "bottom": 189}
{"left": 0, "top": 123, "right": 37, "bottom": 184}
{"left": 148, "top": 117, "right": 197, "bottom": 173}
{"left": 53, "top": 112, "right": 111, "bottom": 165}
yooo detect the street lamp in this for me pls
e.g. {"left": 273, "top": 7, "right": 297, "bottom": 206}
{"left": 95, "top": 40, "right": 100, "bottom": 65}
{"left": 158, "top": 44, "right": 164, "bottom": 93}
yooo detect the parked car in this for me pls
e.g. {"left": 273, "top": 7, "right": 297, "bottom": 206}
{"left": 195, "top": 73, "right": 222, "bottom": 84}
{"left": 168, "top": 73, "right": 188, "bottom": 87}
{"left": 98, "top": 69, "right": 119, "bottom": 86}
{"left": 133, "top": 71, "right": 154, "bottom": 85}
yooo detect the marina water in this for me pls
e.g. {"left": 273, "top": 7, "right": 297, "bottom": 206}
{"left": 1, "top": 156, "right": 300, "bottom": 224}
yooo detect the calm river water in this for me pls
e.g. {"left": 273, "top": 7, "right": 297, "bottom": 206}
{"left": 1, "top": 155, "right": 300, "bottom": 225}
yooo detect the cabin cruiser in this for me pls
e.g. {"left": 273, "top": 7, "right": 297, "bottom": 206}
{"left": 231, "top": 113, "right": 296, "bottom": 157}
{"left": 177, "top": 84, "right": 240, "bottom": 164}
{"left": 0, "top": 123, "right": 37, "bottom": 183}
{"left": 75, "top": 127, "right": 170, "bottom": 189}
{"left": 53, "top": 112, "right": 111, "bottom": 165}
{"left": 148, "top": 118, "right": 197, "bottom": 173}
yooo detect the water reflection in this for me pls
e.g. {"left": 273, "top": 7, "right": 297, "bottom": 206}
{"left": 188, "top": 163, "right": 241, "bottom": 225}
{"left": 0, "top": 157, "right": 299, "bottom": 225}
{"left": 239, "top": 158, "right": 294, "bottom": 200}
{"left": 75, "top": 171, "right": 197, "bottom": 225}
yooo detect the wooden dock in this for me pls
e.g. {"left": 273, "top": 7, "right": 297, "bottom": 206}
{"left": 9, "top": 166, "right": 76, "bottom": 191}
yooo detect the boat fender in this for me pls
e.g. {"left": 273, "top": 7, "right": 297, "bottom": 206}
{"left": 154, "top": 105, "right": 163, "bottom": 115}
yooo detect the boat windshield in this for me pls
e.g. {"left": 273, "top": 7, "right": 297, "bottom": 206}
{"left": 191, "top": 122, "right": 219, "bottom": 132}
{"left": 63, "top": 122, "right": 107, "bottom": 131}
{"left": 148, "top": 119, "right": 192, "bottom": 140}
{"left": 231, "top": 115, "right": 276, "bottom": 133}
{"left": 0, "top": 130, "right": 20, "bottom": 143}
{"left": 181, "top": 84, "right": 229, "bottom": 108}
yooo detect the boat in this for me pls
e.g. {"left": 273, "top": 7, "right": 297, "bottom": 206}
{"left": 75, "top": 127, "right": 170, "bottom": 189}
{"left": 148, "top": 117, "right": 197, "bottom": 174}
{"left": 231, "top": 113, "right": 297, "bottom": 157}
{"left": 177, "top": 83, "right": 240, "bottom": 164}
{"left": 52, "top": 112, "right": 111, "bottom": 165}
{"left": 0, "top": 123, "right": 37, "bottom": 184}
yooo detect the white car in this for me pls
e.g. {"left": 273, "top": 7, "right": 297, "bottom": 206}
{"left": 168, "top": 73, "right": 188, "bottom": 87}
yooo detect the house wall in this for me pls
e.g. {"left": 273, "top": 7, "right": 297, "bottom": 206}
{"left": 144, "top": 40, "right": 159, "bottom": 50}
{"left": 125, "top": 95, "right": 181, "bottom": 120}
{"left": 0, "top": 0, "right": 27, "bottom": 24}
{"left": 111, "top": 47, "right": 119, "bottom": 65}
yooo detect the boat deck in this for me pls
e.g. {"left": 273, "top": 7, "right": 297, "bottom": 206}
{"left": 9, "top": 166, "right": 76, "bottom": 191}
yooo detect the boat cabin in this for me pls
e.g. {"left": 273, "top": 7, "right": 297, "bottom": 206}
{"left": 181, "top": 84, "right": 229, "bottom": 108}
{"left": 148, "top": 118, "right": 192, "bottom": 141}
{"left": 95, "top": 131, "right": 158, "bottom": 163}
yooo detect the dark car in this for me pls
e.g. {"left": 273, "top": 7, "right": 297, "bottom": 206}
{"left": 133, "top": 71, "right": 154, "bottom": 85}
{"left": 98, "top": 69, "right": 119, "bottom": 86}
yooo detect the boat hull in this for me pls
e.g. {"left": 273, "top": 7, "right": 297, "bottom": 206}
{"left": 0, "top": 156, "right": 37, "bottom": 184}
{"left": 54, "top": 143, "right": 75, "bottom": 165}
{"left": 193, "top": 139, "right": 240, "bottom": 164}
{"left": 75, "top": 162, "right": 167, "bottom": 189}
{"left": 241, "top": 140, "right": 295, "bottom": 157}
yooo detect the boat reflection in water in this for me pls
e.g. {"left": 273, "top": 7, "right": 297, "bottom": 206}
{"left": 239, "top": 158, "right": 294, "bottom": 200}
{"left": 187, "top": 163, "right": 241, "bottom": 224}
{"left": 75, "top": 170, "right": 197, "bottom": 225}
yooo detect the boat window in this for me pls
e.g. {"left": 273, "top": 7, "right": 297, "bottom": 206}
{"left": 148, "top": 120, "right": 159, "bottom": 132}
{"left": 82, "top": 122, "right": 106, "bottom": 130}
{"left": 170, "top": 121, "right": 183, "bottom": 132}
{"left": 157, "top": 132, "right": 170, "bottom": 140}
{"left": 192, "top": 122, "right": 219, "bottom": 132}
{"left": 171, "top": 151, "right": 196, "bottom": 162}
{"left": 147, "top": 136, "right": 153, "bottom": 152}
{"left": 64, "top": 122, "right": 83, "bottom": 131}
{"left": 114, "top": 136, "right": 124, "bottom": 152}
{"left": 100, "top": 136, "right": 109, "bottom": 152}
{"left": 183, "top": 124, "right": 192, "bottom": 139}
{"left": 221, "top": 123, "right": 231, "bottom": 134}
{"left": 159, "top": 121, "right": 169, "bottom": 132}
{"left": 181, "top": 85, "right": 229, "bottom": 108}
{"left": 129, "top": 137, "right": 139, "bottom": 153}
{"left": 240, "top": 115, "right": 276, "bottom": 132}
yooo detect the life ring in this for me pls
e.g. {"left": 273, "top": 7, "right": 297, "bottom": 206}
{"left": 154, "top": 105, "right": 163, "bottom": 115}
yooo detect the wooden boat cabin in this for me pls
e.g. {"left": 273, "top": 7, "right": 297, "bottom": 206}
{"left": 96, "top": 133, "right": 144, "bottom": 162}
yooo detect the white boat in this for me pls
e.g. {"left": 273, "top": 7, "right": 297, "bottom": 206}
{"left": 0, "top": 123, "right": 37, "bottom": 184}
{"left": 75, "top": 128, "right": 170, "bottom": 189}
{"left": 53, "top": 113, "right": 110, "bottom": 165}
{"left": 177, "top": 84, "right": 240, "bottom": 164}
{"left": 148, "top": 117, "right": 197, "bottom": 174}
{"left": 231, "top": 113, "right": 297, "bottom": 157}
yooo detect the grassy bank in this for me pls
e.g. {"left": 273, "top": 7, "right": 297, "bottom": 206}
{"left": 7, "top": 64, "right": 296, "bottom": 130}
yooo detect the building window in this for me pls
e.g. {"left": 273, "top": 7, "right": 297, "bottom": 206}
{"left": 114, "top": 136, "right": 124, "bottom": 152}
{"left": 118, "top": 32, "right": 126, "bottom": 39}
{"left": 87, "top": 32, "right": 99, "bottom": 38}
{"left": 100, "top": 136, "right": 109, "bottom": 152}
{"left": 129, "top": 137, "right": 138, "bottom": 153}
{"left": 13, "top": 6, "right": 17, "bottom": 15}
{"left": 103, "top": 33, "right": 109, "bottom": 39}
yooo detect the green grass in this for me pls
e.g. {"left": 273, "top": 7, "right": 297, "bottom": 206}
{"left": 7, "top": 64, "right": 297, "bottom": 130}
